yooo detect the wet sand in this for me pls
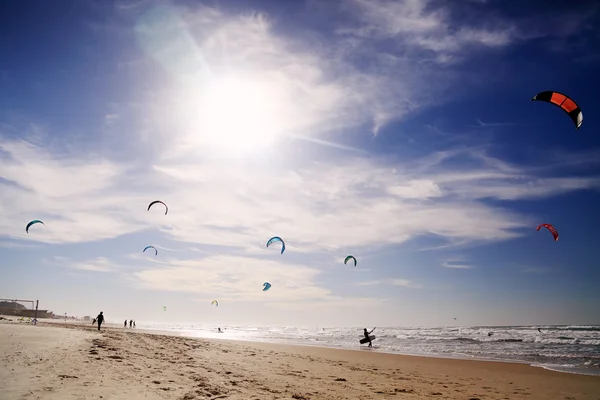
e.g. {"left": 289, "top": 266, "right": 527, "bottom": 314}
{"left": 1, "top": 322, "right": 600, "bottom": 400}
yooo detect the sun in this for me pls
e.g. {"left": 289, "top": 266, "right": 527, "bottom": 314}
{"left": 186, "top": 76, "right": 282, "bottom": 154}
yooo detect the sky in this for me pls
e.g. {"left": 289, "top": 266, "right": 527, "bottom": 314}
{"left": 1, "top": 0, "right": 599, "bottom": 327}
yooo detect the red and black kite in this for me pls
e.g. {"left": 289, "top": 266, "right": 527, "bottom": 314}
{"left": 536, "top": 223, "right": 559, "bottom": 241}
{"left": 532, "top": 91, "right": 583, "bottom": 129}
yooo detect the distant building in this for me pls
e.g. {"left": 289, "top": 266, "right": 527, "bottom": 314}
{"left": 83, "top": 316, "right": 91, "bottom": 322}
{"left": 0, "top": 301, "right": 52, "bottom": 318}
{"left": 19, "top": 309, "right": 53, "bottom": 318}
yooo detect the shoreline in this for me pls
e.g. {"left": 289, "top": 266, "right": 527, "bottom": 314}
{"left": 47, "top": 320, "right": 600, "bottom": 377}
{"left": 3, "top": 322, "right": 599, "bottom": 400}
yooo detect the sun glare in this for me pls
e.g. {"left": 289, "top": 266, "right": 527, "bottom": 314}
{"left": 189, "top": 76, "right": 282, "bottom": 154}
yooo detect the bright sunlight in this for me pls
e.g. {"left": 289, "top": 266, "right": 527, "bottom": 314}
{"left": 188, "top": 76, "right": 283, "bottom": 154}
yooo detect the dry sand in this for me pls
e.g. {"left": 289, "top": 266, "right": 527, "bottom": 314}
{"left": 1, "top": 322, "right": 600, "bottom": 400}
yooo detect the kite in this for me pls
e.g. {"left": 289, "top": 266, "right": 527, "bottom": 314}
{"left": 147, "top": 200, "right": 168, "bottom": 215}
{"left": 143, "top": 245, "right": 158, "bottom": 256}
{"left": 531, "top": 91, "right": 583, "bottom": 129}
{"left": 163, "top": 306, "right": 167, "bottom": 312}
{"left": 263, "top": 282, "right": 271, "bottom": 292}
{"left": 537, "top": 223, "right": 559, "bottom": 241}
{"left": 211, "top": 300, "right": 218, "bottom": 307}
{"left": 266, "top": 236, "right": 285, "bottom": 254}
{"left": 26, "top": 220, "right": 44, "bottom": 234}
{"left": 344, "top": 255, "right": 357, "bottom": 267}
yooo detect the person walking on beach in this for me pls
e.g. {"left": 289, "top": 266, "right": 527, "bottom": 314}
{"left": 129, "top": 319, "right": 133, "bottom": 328}
{"left": 363, "top": 327, "right": 375, "bottom": 347}
{"left": 133, "top": 321, "right": 136, "bottom": 328}
{"left": 124, "top": 319, "right": 127, "bottom": 328}
{"left": 96, "top": 311, "right": 104, "bottom": 331}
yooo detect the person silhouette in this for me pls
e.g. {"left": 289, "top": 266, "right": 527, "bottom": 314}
{"left": 363, "top": 327, "right": 375, "bottom": 347}
{"left": 96, "top": 312, "right": 104, "bottom": 331}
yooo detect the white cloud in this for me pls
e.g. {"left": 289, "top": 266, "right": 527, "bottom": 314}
{"left": 354, "top": 279, "right": 421, "bottom": 288}
{"left": 386, "top": 180, "right": 442, "bottom": 199}
{"left": 0, "top": 139, "right": 159, "bottom": 244}
{"left": 470, "top": 119, "right": 518, "bottom": 128}
{"left": 442, "top": 260, "right": 476, "bottom": 269}
{"left": 151, "top": 156, "right": 531, "bottom": 253}
{"left": 104, "top": 114, "right": 119, "bottom": 125}
{"left": 133, "top": 255, "right": 332, "bottom": 303}
{"left": 354, "top": 280, "right": 383, "bottom": 286}
{"left": 338, "top": 0, "right": 515, "bottom": 59}
{"left": 2, "top": 135, "right": 599, "bottom": 257}
{"left": 49, "top": 256, "right": 115, "bottom": 272}
{"left": 392, "top": 279, "right": 421, "bottom": 288}
{"left": 340, "top": 0, "right": 597, "bottom": 55}
{"left": 267, "top": 296, "right": 385, "bottom": 312}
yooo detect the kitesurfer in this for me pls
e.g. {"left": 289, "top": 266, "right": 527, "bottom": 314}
{"left": 96, "top": 311, "right": 104, "bottom": 331}
{"left": 363, "top": 327, "right": 375, "bottom": 347}
{"left": 218, "top": 327, "right": 223, "bottom": 333}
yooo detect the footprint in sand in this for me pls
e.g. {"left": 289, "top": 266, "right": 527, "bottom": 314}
{"left": 291, "top": 394, "right": 309, "bottom": 400}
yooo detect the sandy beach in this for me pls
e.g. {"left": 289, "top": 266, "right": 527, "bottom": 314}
{"left": 1, "top": 322, "right": 600, "bottom": 400}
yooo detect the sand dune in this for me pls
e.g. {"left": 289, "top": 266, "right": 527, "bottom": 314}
{"left": 1, "top": 322, "right": 599, "bottom": 399}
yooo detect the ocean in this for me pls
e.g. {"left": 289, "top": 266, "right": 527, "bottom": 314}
{"left": 134, "top": 323, "right": 600, "bottom": 376}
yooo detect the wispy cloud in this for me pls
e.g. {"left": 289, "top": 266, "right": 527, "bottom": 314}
{"left": 151, "top": 155, "right": 531, "bottom": 253}
{"left": 337, "top": 0, "right": 597, "bottom": 61}
{"left": 354, "top": 279, "right": 421, "bottom": 288}
{"left": 114, "top": 0, "right": 151, "bottom": 11}
{"left": 337, "top": 0, "right": 516, "bottom": 63}
{"left": 133, "top": 255, "right": 331, "bottom": 303}
{"left": 48, "top": 256, "right": 115, "bottom": 273}
{"left": 392, "top": 278, "right": 422, "bottom": 288}
{"left": 442, "top": 260, "right": 476, "bottom": 269}
{"left": 521, "top": 267, "right": 550, "bottom": 274}
{"left": 0, "top": 139, "right": 157, "bottom": 244}
{"left": 469, "top": 119, "right": 518, "bottom": 128}
{"left": 3, "top": 134, "right": 600, "bottom": 256}
{"left": 354, "top": 280, "right": 382, "bottom": 286}
{"left": 104, "top": 114, "right": 119, "bottom": 126}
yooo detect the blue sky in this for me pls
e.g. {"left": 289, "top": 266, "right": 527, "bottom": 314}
{"left": 1, "top": 0, "right": 599, "bottom": 327}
